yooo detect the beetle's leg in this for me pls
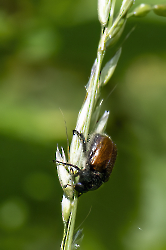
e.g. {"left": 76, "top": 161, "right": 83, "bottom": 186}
{"left": 73, "top": 130, "right": 87, "bottom": 152}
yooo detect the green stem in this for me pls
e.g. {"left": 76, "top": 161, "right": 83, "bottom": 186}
{"left": 61, "top": 23, "right": 108, "bottom": 250}
{"left": 61, "top": 197, "right": 78, "bottom": 250}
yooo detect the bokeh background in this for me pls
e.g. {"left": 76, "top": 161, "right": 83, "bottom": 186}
{"left": 0, "top": 0, "right": 166, "bottom": 249}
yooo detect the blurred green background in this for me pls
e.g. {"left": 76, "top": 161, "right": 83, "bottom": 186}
{"left": 0, "top": 0, "right": 166, "bottom": 249}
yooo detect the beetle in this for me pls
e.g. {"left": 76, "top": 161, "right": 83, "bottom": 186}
{"left": 55, "top": 130, "right": 117, "bottom": 196}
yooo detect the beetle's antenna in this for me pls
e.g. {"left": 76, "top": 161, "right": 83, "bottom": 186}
{"left": 53, "top": 159, "right": 81, "bottom": 173}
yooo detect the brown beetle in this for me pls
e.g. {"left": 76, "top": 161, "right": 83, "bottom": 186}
{"left": 73, "top": 130, "right": 117, "bottom": 194}
{"left": 55, "top": 130, "right": 117, "bottom": 195}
